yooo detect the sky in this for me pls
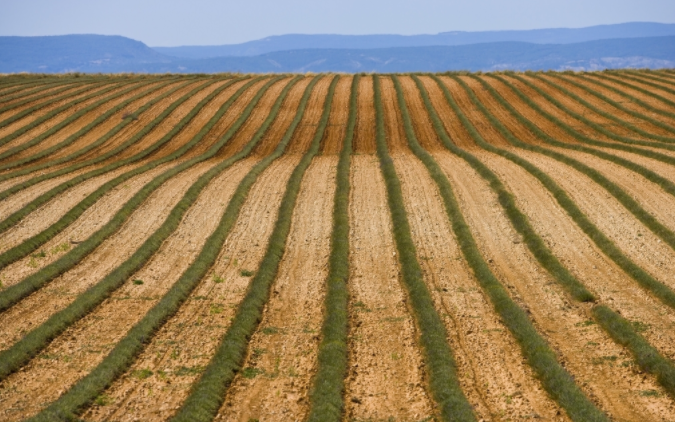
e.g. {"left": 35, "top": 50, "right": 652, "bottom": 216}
{"left": 1, "top": 0, "right": 674, "bottom": 46}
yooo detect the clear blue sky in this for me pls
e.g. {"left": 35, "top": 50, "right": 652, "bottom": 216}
{"left": 1, "top": 0, "right": 674, "bottom": 46}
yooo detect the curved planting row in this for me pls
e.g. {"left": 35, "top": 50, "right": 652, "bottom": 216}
{"left": 0, "top": 78, "right": 62, "bottom": 98}
{"left": 0, "top": 78, "right": 195, "bottom": 184}
{"left": 373, "top": 75, "right": 476, "bottom": 421}
{"left": 169, "top": 75, "right": 336, "bottom": 422}
{"left": 0, "top": 77, "right": 184, "bottom": 171}
{"left": 0, "top": 79, "right": 86, "bottom": 111}
{"left": 0, "top": 80, "right": 121, "bottom": 144}
{"left": 0, "top": 78, "right": 237, "bottom": 273}
{"left": 306, "top": 75, "right": 358, "bottom": 421}
{"left": 491, "top": 74, "right": 675, "bottom": 162}
{"left": 0, "top": 77, "right": 264, "bottom": 313}
{"left": 0, "top": 79, "right": 159, "bottom": 162}
{"left": 439, "top": 74, "right": 675, "bottom": 398}
{"left": 546, "top": 73, "right": 675, "bottom": 142}
{"left": 460, "top": 76, "right": 675, "bottom": 251}
{"left": 11, "top": 77, "right": 304, "bottom": 422}
{"left": 407, "top": 75, "right": 608, "bottom": 421}
{"left": 591, "top": 72, "right": 675, "bottom": 114}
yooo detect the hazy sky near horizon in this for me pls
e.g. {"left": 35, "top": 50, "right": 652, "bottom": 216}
{"left": 1, "top": 0, "right": 674, "bottom": 46}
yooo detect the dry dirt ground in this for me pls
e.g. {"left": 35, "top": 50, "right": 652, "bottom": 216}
{"left": 1, "top": 71, "right": 675, "bottom": 421}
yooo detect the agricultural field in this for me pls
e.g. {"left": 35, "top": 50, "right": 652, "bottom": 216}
{"left": 0, "top": 69, "right": 674, "bottom": 422}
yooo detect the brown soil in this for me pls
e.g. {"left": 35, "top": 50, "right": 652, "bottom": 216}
{"left": 253, "top": 77, "right": 312, "bottom": 157}
{"left": 434, "top": 149, "right": 675, "bottom": 420}
{"left": 0, "top": 81, "right": 169, "bottom": 166}
{"left": 81, "top": 155, "right": 300, "bottom": 422}
{"left": 0, "top": 158, "right": 257, "bottom": 422}
{"left": 214, "top": 76, "right": 292, "bottom": 159}
{"left": 353, "top": 76, "right": 376, "bottom": 154}
{"left": 379, "top": 77, "right": 409, "bottom": 153}
{"left": 286, "top": 76, "right": 332, "bottom": 154}
{"left": 461, "top": 76, "right": 675, "bottom": 235}
{"left": 0, "top": 82, "right": 136, "bottom": 155}
{"left": 397, "top": 76, "right": 444, "bottom": 152}
{"left": 344, "top": 155, "right": 434, "bottom": 421}
{"left": 0, "top": 82, "right": 82, "bottom": 114}
{"left": 536, "top": 74, "right": 675, "bottom": 139}
{"left": 584, "top": 74, "right": 675, "bottom": 119}
{"left": 321, "top": 75, "right": 352, "bottom": 155}
{"left": 416, "top": 76, "right": 481, "bottom": 150}
{"left": 218, "top": 156, "right": 336, "bottom": 421}
{"left": 0, "top": 82, "right": 96, "bottom": 128}
{"left": 509, "top": 148, "right": 675, "bottom": 292}
{"left": 4, "top": 80, "right": 192, "bottom": 172}
{"left": 392, "top": 152, "right": 565, "bottom": 420}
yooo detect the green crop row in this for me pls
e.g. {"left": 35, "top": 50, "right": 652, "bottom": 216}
{"left": 627, "top": 69, "right": 675, "bottom": 87}
{"left": 376, "top": 75, "right": 476, "bottom": 421}
{"left": 0, "top": 79, "right": 157, "bottom": 163}
{"left": 471, "top": 75, "right": 675, "bottom": 206}
{"left": 410, "top": 74, "right": 606, "bottom": 421}
{"left": 550, "top": 73, "right": 675, "bottom": 140}
{"left": 492, "top": 74, "right": 675, "bottom": 163}
{"left": 0, "top": 76, "right": 264, "bottom": 312}
{"left": 0, "top": 78, "right": 59, "bottom": 97}
{"left": 592, "top": 72, "right": 675, "bottom": 114}
{"left": 170, "top": 75, "right": 336, "bottom": 422}
{"left": 307, "top": 75, "right": 359, "bottom": 421}
{"left": 0, "top": 80, "right": 121, "bottom": 144}
{"left": 0, "top": 79, "right": 86, "bottom": 111}
{"left": 0, "top": 78, "right": 233, "bottom": 273}
{"left": 0, "top": 78, "right": 195, "bottom": 185}
{"left": 10, "top": 78, "right": 302, "bottom": 422}
{"left": 468, "top": 76, "right": 675, "bottom": 249}
{"left": 445, "top": 74, "right": 675, "bottom": 398}
{"left": 0, "top": 78, "right": 183, "bottom": 172}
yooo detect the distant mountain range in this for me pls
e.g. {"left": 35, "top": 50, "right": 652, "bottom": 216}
{"left": 153, "top": 22, "right": 675, "bottom": 58}
{"left": 1, "top": 22, "right": 674, "bottom": 74}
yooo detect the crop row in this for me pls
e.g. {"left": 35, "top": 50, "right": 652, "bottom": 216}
{"left": 443, "top": 74, "right": 675, "bottom": 398}
{"left": 409, "top": 75, "right": 607, "bottom": 421}
{"left": 554, "top": 73, "right": 675, "bottom": 137}
{"left": 0, "top": 77, "right": 182, "bottom": 171}
{"left": 0, "top": 79, "right": 88, "bottom": 112}
{"left": 492, "top": 74, "right": 675, "bottom": 165}
{"left": 26, "top": 76, "right": 304, "bottom": 422}
{"left": 0, "top": 78, "right": 195, "bottom": 185}
{"left": 374, "top": 75, "right": 476, "bottom": 421}
{"left": 307, "top": 74, "right": 359, "bottom": 421}
{"left": 0, "top": 80, "right": 123, "bottom": 144}
{"left": 170, "top": 75, "right": 336, "bottom": 422}
{"left": 0, "top": 76, "right": 259, "bottom": 312}
{"left": 530, "top": 73, "right": 675, "bottom": 147}
{"left": 591, "top": 72, "right": 675, "bottom": 116}
{"left": 464, "top": 76, "right": 675, "bottom": 251}
{"left": 0, "top": 77, "right": 236, "bottom": 273}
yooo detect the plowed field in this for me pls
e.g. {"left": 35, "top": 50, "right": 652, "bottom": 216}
{"left": 1, "top": 70, "right": 675, "bottom": 422}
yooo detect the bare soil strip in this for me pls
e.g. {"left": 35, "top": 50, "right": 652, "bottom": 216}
{"left": 0, "top": 81, "right": 165, "bottom": 165}
{"left": 353, "top": 76, "right": 376, "bottom": 154}
{"left": 218, "top": 156, "right": 336, "bottom": 421}
{"left": 0, "top": 82, "right": 100, "bottom": 132}
{"left": 4, "top": 80, "right": 185, "bottom": 172}
{"left": 344, "top": 155, "right": 433, "bottom": 421}
{"left": 321, "top": 76, "right": 352, "bottom": 155}
{"left": 397, "top": 76, "right": 567, "bottom": 419}
{"left": 464, "top": 77, "right": 675, "bottom": 235}
{"left": 252, "top": 77, "right": 311, "bottom": 157}
{"left": 584, "top": 74, "right": 675, "bottom": 119}
{"left": 81, "top": 156, "right": 300, "bottom": 422}
{"left": 535, "top": 74, "right": 675, "bottom": 139}
{"left": 286, "top": 77, "right": 332, "bottom": 154}
{"left": 433, "top": 149, "right": 675, "bottom": 420}
{"left": 394, "top": 152, "right": 565, "bottom": 420}
{"left": 0, "top": 82, "right": 135, "bottom": 154}
{"left": 0, "top": 158, "right": 256, "bottom": 422}
{"left": 0, "top": 159, "right": 217, "bottom": 351}
{"left": 510, "top": 149, "right": 675, "bottom": 290}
